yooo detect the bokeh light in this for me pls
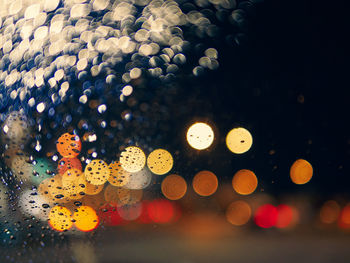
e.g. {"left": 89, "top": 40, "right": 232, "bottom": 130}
{"left": 84, "top": 159, "right": 110, "bottom": 185}
{"left": 226, "top": 127, "right": 253, "bottom": 154}
{"left": 124, "top": 167, "right": 152, "bottom": 190}
{"left": 161, "top": 174, "right": 187, "bottom": 200}
{"left": 147, "top": 149, "right": 173, "bottom": 175}
{"left": 84, "top": 181, "right": 104, "bottom": 196}
{"left": 73, "top": 206, "right": 99, "bottom": 232}
{"left": 276, "top": 204, "right": 295, "bottom": 229}
{"left": 119, "top": 146, "right": 146, "bottom": 173}
{"left": 254, "top": 204, "right": 278, "bottom": 228}
{"left": 186, "top": 122, "right": 214, "bottom": 150}
{"left": 338, "top": 203, "right": 350, "bottom": 229}
{"left": 117, "top": 203, "right": 143, "bottom": 221}
{"left": 56, "top": 133, "right": 82, "bottom": 158}
{"left": 232, "top": 169, "right": 258, "bottom": 195}
{"left": 108, "top": 161, "right": 130, "bottom": 187}
{"left": 147, "top": 199, "right": 175, "bottom": 224}
{"left": 226, "top": 200, "right": 252, "bottom": 226}
{"left": 320, "top": 200, "right": 341, "bottom": 224}
{"left": 192, "top": 170, "right": 218, "bottom": 196}
{"left": 58, "top": 157, "right": 82, "bottom": 175}
{"left": 290, "top": 159, "right": 313, "bottom": 185}
{"left": 48, "top": 206, "right": 73, "bottom": 232}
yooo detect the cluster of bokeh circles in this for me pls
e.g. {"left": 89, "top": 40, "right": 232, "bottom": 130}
{"left": 0, "top": 112, "right": 318, "bottom": 234}
{"left": 0, "top": 0, "right": 247, "bottom": 113}
{"left": 33, "top": 131, "right": 177, "bottom": 232}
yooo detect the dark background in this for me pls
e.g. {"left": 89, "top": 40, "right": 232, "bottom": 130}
{"left": 165, "top": 0, "right": 349, "bottom": 197}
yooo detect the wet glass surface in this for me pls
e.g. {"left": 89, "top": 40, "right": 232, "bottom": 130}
{"left": 0, "top": 0, "right": 349, "bottom": 262}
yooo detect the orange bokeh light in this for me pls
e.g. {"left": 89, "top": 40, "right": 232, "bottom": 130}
{"left": 338, "top": 203, "right": 350, "bottom": 229}
{"left": 73, "top": 205, "right": 99, "bottom": 232}
{"left": 161, "top": 174, "right": 187, "bottom": 200}
{"left": 58, "top": 157, "right": 82, "bottom": 175}
{"left": 226, "top": 200, "right": 251, "bottom": 226}
{"left": 290, "top": 159, "right": 313, "bottom": 185}
{"left": 232, "top": 169, "right": 258, "bottom": 195}
{"left": 48, "top": 206, "right": 73, "bottom": 232}
{"left": 320, "top": 200, "right": 341, "bottom": 224}
{"left": 56, "top": 133, "right": 82, "bottom": 158}
{"left": 192, "top": 170, "right": 218, "bottom": 197}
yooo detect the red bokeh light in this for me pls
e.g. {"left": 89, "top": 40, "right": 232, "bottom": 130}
{"left": 254, "top": 204, "right": 278, "bottom": 228}
{"left": 137, "top": 201, "right": 153, "bottom": 224}
{"left": 276, "top": 204, "right": 294, "bottom": 228}
{"left": 99, "top": 204, "right": 125, "bottom": 226}
{"left": 147, "top": 199, "right": 175, "bottom": 224}
{"left": 338, "top": 204, "right": 350, "bottom": 229}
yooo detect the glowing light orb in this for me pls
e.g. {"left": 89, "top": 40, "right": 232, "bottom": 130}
{"left": 254, "top": 204, "right": 278, "bottom": 228}
{"left": 119, "top": 146, "right": 146, "bottom": 173}
{"left": 118, "top": 203, "right": 143, "bottom": 221}
{"left": 147, "top": 199, "right": 175, "bottom": 224}
{"left": 48, "top": 206, "right": 73, "bottom": 232}
{"left": 58, "top": 157, "right": 82, "bottom": 175}
{"left": 186, "top": 122, "right": 214, "bottom": 150}
{"left": 108, "top": 161, "right": 130, "bottom": 187}
{"left": 232, "top": 169, "right": 258, "bottom": 195}
{"left": 290, "top": 159, "right": 313, "bottom": 185}
{"left": 73, "top": 206, "right": 99, "bottom": 232}
{"left": 124, "top": 167, "right": 152, "bottom": 190}
{"left": 39, "top": 175, "right": 70, "bottom": 203}
{"left": 226, "top": 127, "right": 253, "bottom": 154}
{"left": 192, "top": 170, "right": 218, "bottom": 196}
{"left": 104, "top": 184, "right": 120, "bottom": 204}
{"left": 276, "top": 204, "right": 295, "bottom": 229}
{"left": 117, "top": 188, "right": 143, "bottom": 206}
{"left": 338, "top": 204, "right": 350, "bottom": 229}
{"left": 84, "top": 181, "right": 104, "bottom": 196}
{"left": 320, "top": 200, "right": 341, "bottom": 224}
{"left": 226, "top": 200, "right": 251, "bottom": 226}
{"left": 161, "top": 174, "right": 187, "bottom": 200}
{"left": 147, "top": 149, "right": 173, "bottom": 175}
{"left": 84, "top": 159, "right": 110, "bottom": 185}
{"left": 56, "top": 133, "right": 82, "bottom": 158}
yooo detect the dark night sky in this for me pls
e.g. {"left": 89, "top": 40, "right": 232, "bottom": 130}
{"left": 167, "top": 0, "right": 349, "bottom": 197}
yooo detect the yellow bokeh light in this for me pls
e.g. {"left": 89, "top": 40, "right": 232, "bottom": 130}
{"left": 104, "top": 184, "right": 120, "bottom": 204}
{"left": 39, "top": 175, "right": 70, "bottom": 203}
{"left": 192, "top": 170, "right": 218, "bottom": 196}
{"left": 147, "top": 149, "right": 173, "bottom": 175}
{"left": 61, "top": 169, "right": 86, "bottom": 200}
{"left": 186, "top": 122, "right": 214, "bottom": 150}
{"left": 108, "top": 161, "right": 130, "bottom": 187}
{"left": 118, "top": 189, "right": 143, "bottom": 206}
{"left": 48, "top": 206, "right": 73, "bottom": 232}
{"left": 290, "top": 159, "right": 313, "bottom": 185}
{"left": 84, "top": 159, "right": 110, "bottom": 185}
{"left": 62, "top": 168, "right": 84, "bottom": 184}
{"left": 226, "top": 127, "right": 253, "bottom": 154}
{"left": 320, "top": 200, "right": 340, "bottom": 224}
{"left": 73, "top": 206, "right": 99, "bottom": 232}
{"left": 119, "top": 146, "right": 146, "bottom": 173}
{"left": 161, "top": 174, "right": 187, "bottom": 200}
{"left": 232, "top": 169, "right": 258, "bottom": 195}
{"left": 84, "top": 181, "right": 104, "bottom": 195}
{"left": 226, "top": 200, "right": 252, "bottom": 226}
